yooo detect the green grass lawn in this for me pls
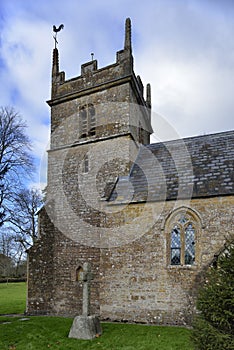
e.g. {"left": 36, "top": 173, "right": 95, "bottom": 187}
{"left": 0, "top": 317, "right": 193, "bottom": 350}
{"left": 0, "top": 282, "right": 194, "bottom": 350}
{"left": 0, "top": 282, "right": 27, "bottom": 314}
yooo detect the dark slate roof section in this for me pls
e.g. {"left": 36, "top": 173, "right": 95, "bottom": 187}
{"left": 108, "top": 130, "right": 234, "bottom": 204}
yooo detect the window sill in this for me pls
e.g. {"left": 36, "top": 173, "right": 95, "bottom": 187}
{"left": 167, "top": 264, "right": 198, "bottom": 270}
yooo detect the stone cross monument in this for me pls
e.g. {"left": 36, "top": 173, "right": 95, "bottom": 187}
{"left": 68, "top": 262, "right": 102, "bottom": 340}
{"left": 82, "top": 262, "right": 92, "bottom": 316}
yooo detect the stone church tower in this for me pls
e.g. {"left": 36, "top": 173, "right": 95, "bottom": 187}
{"left": 27, "top": 18, "right": 153, "bottom": 316}
{"left": 27, "top": 18, "right": 234, "bottom": 325}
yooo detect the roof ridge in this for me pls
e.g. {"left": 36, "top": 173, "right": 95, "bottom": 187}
{"left": 148, "top": 129, "right": 234, "bottom": 148}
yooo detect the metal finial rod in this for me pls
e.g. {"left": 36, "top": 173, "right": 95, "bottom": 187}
{"left": 53, "top": 35, "right": 58, "bottom": 49}
{"left": 91, "top": 53, "right": 94, "bottom": 61}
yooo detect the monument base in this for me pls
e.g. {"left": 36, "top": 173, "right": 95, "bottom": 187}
{"left": 68, "top": 315, "right": 102, "bottom": 340}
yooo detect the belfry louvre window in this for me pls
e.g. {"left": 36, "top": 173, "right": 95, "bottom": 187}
{"left": 89, "top": 104, "right": 96, "bottom": 136}
{"left": 80, "top": 107, "right": 87, "bottom": 138}
{"left": 167, "top": 210, "right": 199, "bottom": 266}
{"left": 79, "top": 104, "right": 96, "bottom": 138}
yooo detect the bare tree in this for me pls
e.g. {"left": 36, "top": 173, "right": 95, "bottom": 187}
{"left": 0, "top": 107, "right": 33, "bottom": 225}
{"left": 0, "top": 229, "right": 27, "bottom": 278}
{"left": 0, "top": 253, "right": 14, "bottom": 277}
{"left": 0, "top": 230, "right": 17, "bottom": 277}
{"left": 9, "top": 188, "right": 43, "bottom": 250}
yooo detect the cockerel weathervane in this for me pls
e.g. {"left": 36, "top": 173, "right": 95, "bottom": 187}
{"left": 53, "top": 24, "right": 64, "bottom": 48}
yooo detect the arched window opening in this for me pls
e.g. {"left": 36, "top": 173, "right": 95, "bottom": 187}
{"left": 76, "top": 266, "right": 83, "bottom": 282}
{"left": 167, "top": 209, "right": 200, "bottom": 266}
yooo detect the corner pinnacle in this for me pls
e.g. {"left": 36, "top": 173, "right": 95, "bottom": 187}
{"left": 124, "top": 18, "right": 132, "bottom": 53}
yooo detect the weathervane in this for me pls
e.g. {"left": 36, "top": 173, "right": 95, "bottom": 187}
{"left": 53, "top": 24, "right": 64, "bottom": 48}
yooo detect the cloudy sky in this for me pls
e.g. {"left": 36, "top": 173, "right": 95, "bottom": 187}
{"left": 0, "top": 0, "right": 234, "bottom": 187}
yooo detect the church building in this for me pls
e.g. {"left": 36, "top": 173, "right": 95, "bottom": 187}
{"left": 27, "top": 18, "right": 234, "bottom": 326}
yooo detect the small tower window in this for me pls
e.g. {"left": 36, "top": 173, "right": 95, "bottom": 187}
{"left": 76, "top": 266, "right": 83, "bottom": 282}
{"left": 139, "top": 122, "right": 144, "bottom": 144}
{"left": 83, "top": 154, "right": 89, "bottom": 173}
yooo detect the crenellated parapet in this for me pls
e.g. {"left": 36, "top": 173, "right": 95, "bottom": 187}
{"left": 47, "top": 18, "right": 152, "bottom": 148}
{"left": 48, "top": 18, "right": 150, "bottom": 115}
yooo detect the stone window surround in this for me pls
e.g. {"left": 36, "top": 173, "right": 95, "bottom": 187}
{"left": 164, "top": 206, "right": 202, "bottom": 269}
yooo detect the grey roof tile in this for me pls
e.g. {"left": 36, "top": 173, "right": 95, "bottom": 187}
{"left": 109, "top": 130, "right": 234, "bottom": 203}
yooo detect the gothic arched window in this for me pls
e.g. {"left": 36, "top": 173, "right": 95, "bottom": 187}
{"left": 166, "top": 208, "right": 201, "bottom": 266}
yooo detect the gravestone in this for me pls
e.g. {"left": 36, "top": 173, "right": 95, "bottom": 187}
{"left": 68, "top": 262, "right": 102, "bottom": 340}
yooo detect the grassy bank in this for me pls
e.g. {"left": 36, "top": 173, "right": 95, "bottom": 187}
{"left": 0, "top": 282, "right": 194, "bottom": 349}
{"left": 0, "top": 316, "right": 193, "bottom": 350}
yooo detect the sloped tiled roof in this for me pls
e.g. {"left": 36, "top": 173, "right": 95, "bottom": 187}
{"left": 109, "top": 130, "right": 234, "bottom": 203}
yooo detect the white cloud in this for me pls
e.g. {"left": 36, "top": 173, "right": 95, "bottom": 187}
{"left": 138, "top": 51, "right": 234, "bottom": 139}
{"left": 2, "top": 18, "right": 51, "bottom": 107}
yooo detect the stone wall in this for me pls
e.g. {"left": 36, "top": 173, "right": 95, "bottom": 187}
{"left": 28, "top": 194, "right": 233, "bottom": 325}
{"left": 99, "top": 196, "right": 234, "bottom": 325}
{"left": 27, "top": 207, "right": 55, "bottom": 314}
{"left": 27, "top": 205, "right": 100, "bottom": 316}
